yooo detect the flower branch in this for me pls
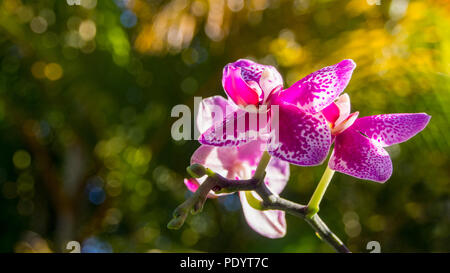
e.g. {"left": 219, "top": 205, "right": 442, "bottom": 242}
{"left": 168, "top": 162, "right": 351, "bottom": 253}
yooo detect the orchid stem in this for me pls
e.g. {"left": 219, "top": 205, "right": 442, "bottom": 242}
{"left": 253, "top": 151, "right": 271, "bottom": 181}
{"left": 245, "top": 151, "right": 272, "bottom": 210}
{"left": 167, "top": 177, "right": 216, "bottom": 229}
{"left": 169, "top": 156, "right": 350, "bottom": 253}
{"left": 306, "top": 166, "right": 335, "bottom": 218}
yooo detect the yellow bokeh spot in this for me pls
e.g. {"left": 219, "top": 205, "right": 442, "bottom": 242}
{"left": 13, "top": 150, "right": 31, "bottom": 169}
{"left": 124, "top": 147, "right": 152, "bottom": 167}
{"left": 44, "top": 63, "right": 63, "bottom": 81}
{"left": 79, "top": 19, "right": 96, "bottom": 41}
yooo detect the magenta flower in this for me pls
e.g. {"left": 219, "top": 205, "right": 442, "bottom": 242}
{"left": 322, "top": 94, "right": 431, "bottom": 182}
{"left": 200, "top": 59, "right": 356, "bottom": 166}
{"left": 184, "top": 141, "right": 290, "bottom": 238}
{"left": 189, "top": 92, "right": 290, "bottom": 238}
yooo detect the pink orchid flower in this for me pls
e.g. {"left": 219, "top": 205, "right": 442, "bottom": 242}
{"left": 188, "top": 91, "right": 290, "bottom": 238}
{"left": 184, "top": 141, "right": 290, "bottom": 238}
{"left": 200, "top": 59, "right": 356, "bottom": 166}
{"left": 322, "top": 94, "right": 431, "bottom": 182}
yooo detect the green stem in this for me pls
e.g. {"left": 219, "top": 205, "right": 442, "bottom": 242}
{"left": 244, "top": 151, "right": 272, "bottom": 210}
{"left": 253, "top": 151, "right": 271, "bottom": 181}
{"left": 306, "top": 166, "right": 335, "bottom": 218}
{"left": 167, "top": 177, "right": 216, "bottom": 229}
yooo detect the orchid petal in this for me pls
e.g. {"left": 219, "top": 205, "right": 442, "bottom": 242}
{"left": 334, "top": 93, "right": 351, "bottom": 125}
{"left": 321, "top": 101, "right": 340, "bottom": 125}
{"left": 329, "top": 129, "right": 392, "bottom": 182}
{"left": 264, "top": 158, "right": 290, "bottom": 195}
{"left": 191, "top": 145, "right": 238, "bottom": 179}
{"left": 352, "top": 113, "right": 431, "bottom": 147}
{"left": 184, "top": 178, "right": 200, "bottom": 192}
{"left": 278, "top": 59, "right": 356, "bottom": 113}
{"left": 268, "top": 103, "right": 331, "bottom": 166}
{"left": 222, "top": 65, "right": 260, "bottom": 107}
{"left": 236, "top": 140, "right": 265, "bottom": 166}
{"left": 332, "top": 111, "right": 359, "bottom": 135}
{"left": 233, "top": 59, "right": 283, "bottom": 86}
{"left": 239, "top": 191, "right": 286, "bottom": 238}
{"left": 223, "top": 59, "right": 283, "bottom": 106}
{"left": 189, "top": 145, "right": 239, "bottom": 197}
{"left": 259, "top": 67, "right": 284, "bottom": 102}
{"left": 184, "top": 178, "right": 218, "bottom": 198}
{"left": 189, "top": 141, "right": 271, "bottom": 196}
{"left": 322, "top": 93, "right": 352, "bottom": 127}
{"left": 200, "top": 110, "right": 269, "bottom": 147}
{"left": 197, "top": 96, "right": 237, "bottom": 135}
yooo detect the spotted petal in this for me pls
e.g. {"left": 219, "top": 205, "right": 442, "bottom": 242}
{"left": 239, "top": 191, "right": 286, "bottom": 238}
{"left": 268, "top": 103, "right": 331, "bottom": 166}
{"left": 200, "top": 110, "right": 270, "bottom": 147}
{"left": 329, "top": 129, "right": 392, "bottom": 183}
{"left": 352, "top": 113, "right": 431, "bottom": 147}
{"left": 278, "top": 59, "right": 356, "bottom": 113}
{"left": 196, "top": 96, "right": 238, "bottom": 135}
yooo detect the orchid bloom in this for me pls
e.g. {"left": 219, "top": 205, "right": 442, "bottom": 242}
{"left": 184, "top": 141, "right": 290, "bottom": 238}
{"left": 190, "top": 90, "right": 290, "bottom": 238}
{"left": 321, "top": 94, "right": 431, "bottom": 182}
{"left": 200, "top": 58, "right": 356, "bottom": 166}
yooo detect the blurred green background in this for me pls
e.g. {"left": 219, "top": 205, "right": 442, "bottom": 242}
{"left": 0, "top": 0, "right": 448, "bottom": 253}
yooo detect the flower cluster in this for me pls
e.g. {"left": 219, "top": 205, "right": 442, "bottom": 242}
{"left": 185, "top": 58, "right": 430, "bottom": 238}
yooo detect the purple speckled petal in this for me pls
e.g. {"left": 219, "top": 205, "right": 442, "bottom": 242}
{"left": 277, "top": 59, "right": 356, "bottom": 113}
{"left": 200, "top": 110, "right": 269, "bottom": 147}
{"left": 239, "top": 191, "right": 286, "bottom": 238}
{"left": 268, "top": 103, "right": 331, "bottom": 166}
{"left": 222, "top": 65, "right": 260, "bottom": 107}
{"left": 352, "top": 113, "right": 431, "bottom": 147}
{"left": 232, "top": 59, "right": 283, "bottom": 86}
{"left": 196, "top": 96, "right": 237, "bottom": 135}
{"left": 329, "top": 128, "right": 392, "bottom": 183}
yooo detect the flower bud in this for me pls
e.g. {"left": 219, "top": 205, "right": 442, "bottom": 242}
{"left": 186, "top": 164, "right": 207, "bottom": 178}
